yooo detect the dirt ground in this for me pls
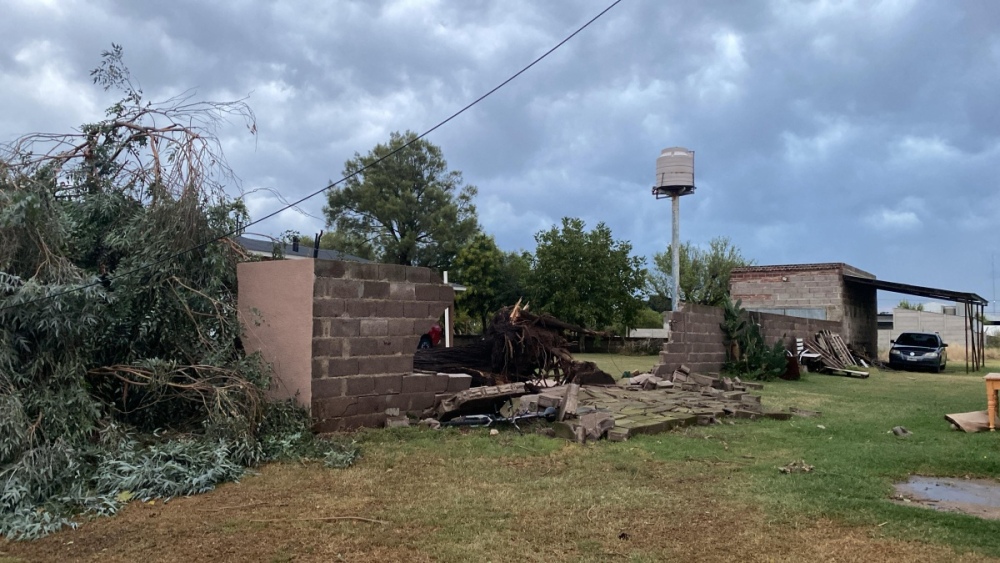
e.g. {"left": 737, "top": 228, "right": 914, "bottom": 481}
{"left": 3, "top": 436, "right": 997, "bottom": 563}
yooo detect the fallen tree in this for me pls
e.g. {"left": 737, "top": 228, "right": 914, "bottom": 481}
{"left": 0, "top": 46, "right": 355, "bottom": 540}
{"left": 414, "top": 301, "right": 616, "bottom": 386}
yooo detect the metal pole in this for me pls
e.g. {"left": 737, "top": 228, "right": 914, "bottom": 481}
{"left": 443, "top": 271, "right": 452, "bottom": 348}
{"left": 671, "top": 193, "right": 680, "bottom": 311}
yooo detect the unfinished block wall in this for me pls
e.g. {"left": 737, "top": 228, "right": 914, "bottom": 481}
{"left": 238, "top": 258, "right": 463, "bottom": 432}
{"left": 652, "top": 303, "right": 841, "bottom": 376}
{"left": 729, "top": 263, "right": 877, "bottom": 356}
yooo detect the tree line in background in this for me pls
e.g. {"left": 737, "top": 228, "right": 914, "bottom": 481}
{"left": 315, "top": 132, "right": 754, "bottom": 334}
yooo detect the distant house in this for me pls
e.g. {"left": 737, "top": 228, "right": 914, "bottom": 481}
{"left": 236, "top": 235, "right": 370, "bottom": 263}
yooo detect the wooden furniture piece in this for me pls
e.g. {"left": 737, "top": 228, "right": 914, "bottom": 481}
{"left": 986, "top": 373, "right": 1000, "bottom": 431}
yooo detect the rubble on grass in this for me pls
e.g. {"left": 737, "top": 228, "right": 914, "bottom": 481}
{"left": 414, "top": 367, "right": 809, "bottom": 442}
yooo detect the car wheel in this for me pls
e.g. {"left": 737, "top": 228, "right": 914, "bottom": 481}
{"left": 939, "top": 362, "right": 946, "bottom": 373}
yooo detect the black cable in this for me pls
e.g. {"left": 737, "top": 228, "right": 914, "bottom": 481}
{"left": 1, "top": 0, "right": 624, "bottom": 312}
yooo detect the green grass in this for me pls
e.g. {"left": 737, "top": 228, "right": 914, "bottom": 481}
{"left": 582, "top": 353, "right": 1000, "bottom": 554}
{"left": 575, "top": 352, "right": 659, "bottom": 378}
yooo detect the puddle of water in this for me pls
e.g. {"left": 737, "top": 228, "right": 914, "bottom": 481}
{"left": 894, "top": 476, "right": 1000, "bottom": 519}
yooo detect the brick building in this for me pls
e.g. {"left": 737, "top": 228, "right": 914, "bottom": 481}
{"left": 729, "top": 263, "right": 878, "bottom": 356}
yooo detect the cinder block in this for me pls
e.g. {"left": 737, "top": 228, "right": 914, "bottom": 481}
{"left": 327, "top": 357, "right": 360, "bottom": 377}
{"left": 312, "top": 377, "right": 345, "bottom": 398}
{"left": 360, "top": 319, "right": 389, "bottom": 337}
{"left": 314, "top": 299, "right": 346, "bottom": 318}
{"left": 329, "top": 319, "right": 361, "bottom": 337}
{"left": 404, "top": 301, "right": 429, "bottom": 318}
{"left": 405, "top": 267, "right": 431, "bottom": 284}
{"left": 346, "top": 300, "right": 377, "bottom": 318}
{"left": 314, "top": 260, "right": 348, "bottom": 278}
{"left": 389, "top": 282, "right": 416, "bottom": 300}
{"left": 388, "top": 318, "right": 415, "bottom": 336}
{"left": 312, "top": 358, "right": 328, "bottom": 378}
{"left": 313, "top": 396, "right": 358, "bottom": 418}
{"left": 314, "top": 319, "right": 331, "bottom": 338}
{"left": 373, "top": 374, "right": 403, "bottom": 395}
{"left": 357, "top": 356, "right": 391, "bottom": 375}
{"left": 312, "top": 337, "right": 344, "bottom": 357}
{"left": 323, "top": 279, "right": 364, "bottom": 299}
{"left": 428, "top": 374, "right": 450, "bottom": 394}
{"left": 362, "top": 281, "right": 390, "bottom": 299}
{"left": 413, "top": 284, "right": 439, "bottom": 302}
{"left": 377, "top": 300, "right": 405, "bottom": 318}
{"left": 406, "top": 392, "right": 437, "bottom": 411}
{"left": 344, "top": 337, "right": 379, "bottom": 357}
{"left": 401, "top": 374, "right": 430, "bottom": 393}
{"left": 385, "top": 355, "right": 413, "bottom": 374}
{"left": 345, "top": 375, "right": 375, "bottom": 396}
{"left": 446, "top": 374, "right": 473, "bottom": 392}
{"left": 356, "top": 394, "right": 386, "bottom": 414}
{"left": 378, "top": 263, "right": 408, "bottom": 282}
{"left": 344, "top": 262, "right": 380, "bottom": 280}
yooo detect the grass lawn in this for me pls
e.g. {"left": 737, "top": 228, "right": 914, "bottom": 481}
{"left": 4, "top": 356, "right": 1000, "bottom": 562}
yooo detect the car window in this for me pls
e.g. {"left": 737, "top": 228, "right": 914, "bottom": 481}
{"left": 895, "top": 333, "right": 937, "bottom": 347}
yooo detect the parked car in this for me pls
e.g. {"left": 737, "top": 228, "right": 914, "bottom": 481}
{"left": 888, "top": 332, "right": 947, "bottom": 372}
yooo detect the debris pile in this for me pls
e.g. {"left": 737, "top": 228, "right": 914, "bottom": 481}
{"left": 417, "top": 365, "right": 805, "bottom": 442}
{"left": 414, "top": 302, "right": 615, "bottom": 386}
{"left": 801, "top": 330, "right": 870, "bottom": 378}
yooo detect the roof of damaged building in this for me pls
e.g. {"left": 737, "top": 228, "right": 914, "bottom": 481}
{"left": 731, "top": 262, "right": 876, "bottom": 279}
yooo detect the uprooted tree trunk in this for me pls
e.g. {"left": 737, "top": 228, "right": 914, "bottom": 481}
{"left": 414, "top": 302, "right": 616, "bottom": 386}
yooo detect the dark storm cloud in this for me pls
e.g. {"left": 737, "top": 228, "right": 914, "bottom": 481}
{"left": 2, "top": 0, "right": 999, "bottom": 305}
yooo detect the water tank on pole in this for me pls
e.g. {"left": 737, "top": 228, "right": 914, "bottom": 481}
{"left": 653, "top": 147, "right": 695, "bottom": 198}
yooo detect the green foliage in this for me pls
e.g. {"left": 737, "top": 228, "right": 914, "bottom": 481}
{"left": 324, "top": 131, "right": 479, "bottom": 269}
{"left": 897, "top": 299, "right": 924, "bottom": 311}
{"left": 453, "top": 233, "right": 505, "bottom": 330}
{"left": 720, "top": 298, "right": 787, "bottom": 381}
{"left": 651, "top": 236, "right": 752, "bottom": 306}
{"left": 528, "top": 218, "right": 647, "bottom": 332}
{"left": 0, "top": 47, "right": 356, "bottom": 540}
{"left": 634, "top": 307, "right": 666, "bottom": 329}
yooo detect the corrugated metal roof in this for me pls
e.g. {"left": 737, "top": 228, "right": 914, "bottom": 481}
{"left": 844, "top": 275, "right": 988, "bottom": 306}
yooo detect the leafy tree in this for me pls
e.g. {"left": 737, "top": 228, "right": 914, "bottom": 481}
{"left": 528, "top": 218, "right": 647, "bottom": 332}
{"left": 452, "top": 234, "right": 532, "bottom": 331}
{"left": 453, "top": 233, "right": 505, "bottom": 330}
{"left": 323, "top": 131, "right": 479, "bottom": 269}
{"left": 650, "top": 236, "right": 752, "bottom": 307}
{"left": 897, "top": 299, "right": 924, "bottom": 311}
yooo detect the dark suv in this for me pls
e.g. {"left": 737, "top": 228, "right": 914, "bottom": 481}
{"left": 888, "top": 332, "right": 948, "bottom": 372}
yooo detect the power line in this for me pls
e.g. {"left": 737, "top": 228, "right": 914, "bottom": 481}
{"left": 1, "top": 0, "right": 624, "bottom": 313}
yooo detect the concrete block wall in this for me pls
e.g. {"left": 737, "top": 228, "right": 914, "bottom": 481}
{"left": 878, "top": 308, "right": 971, "bottom": 351}
{"left": 652, "top": 303, "right": 727, "bottom": 376}
{"left": 730, "top": 263, "right": 878, "bottom": 358}
{"left": 652, "top": 303, "right": 842, "bottom": 376}
{"left": 238, "top": 258, "right": 467, "bottom": 433}
{"left": 310, "top": 260, "right": 455, "bottom": 431}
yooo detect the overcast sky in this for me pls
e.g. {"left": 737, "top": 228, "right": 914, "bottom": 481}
{"left": 3, "top": 0, "right": 999, "bottom": 310}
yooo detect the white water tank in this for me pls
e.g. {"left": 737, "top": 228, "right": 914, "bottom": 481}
{"left": 655, "top": 147, "right": 694, "bottom": 188}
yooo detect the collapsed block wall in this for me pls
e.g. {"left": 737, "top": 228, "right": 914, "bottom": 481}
{"left": 652, "top": 303, "right": 727, "bottom": 376}
{"left": 310, "top": 260, "right": 455, "bottom": 431}
{"left": 652, "top": 303, "right": 841, "bottom": 376}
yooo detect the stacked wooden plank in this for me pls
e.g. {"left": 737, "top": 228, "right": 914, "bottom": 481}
{"left": 802, "top": 331, "right": 869, "bottom": 378}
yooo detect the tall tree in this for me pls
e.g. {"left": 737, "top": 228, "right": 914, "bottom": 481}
{"left": 453, "top": 233, "right": 505, "bottom": 330}
{"left": 650, "top": 236, "right": 753, "bottom": 307}
{"left": 529, "top": 218, "right": 646, "bottom": 331}
{"left": 323, "top": 131, "right": 479, "bottom": 269}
